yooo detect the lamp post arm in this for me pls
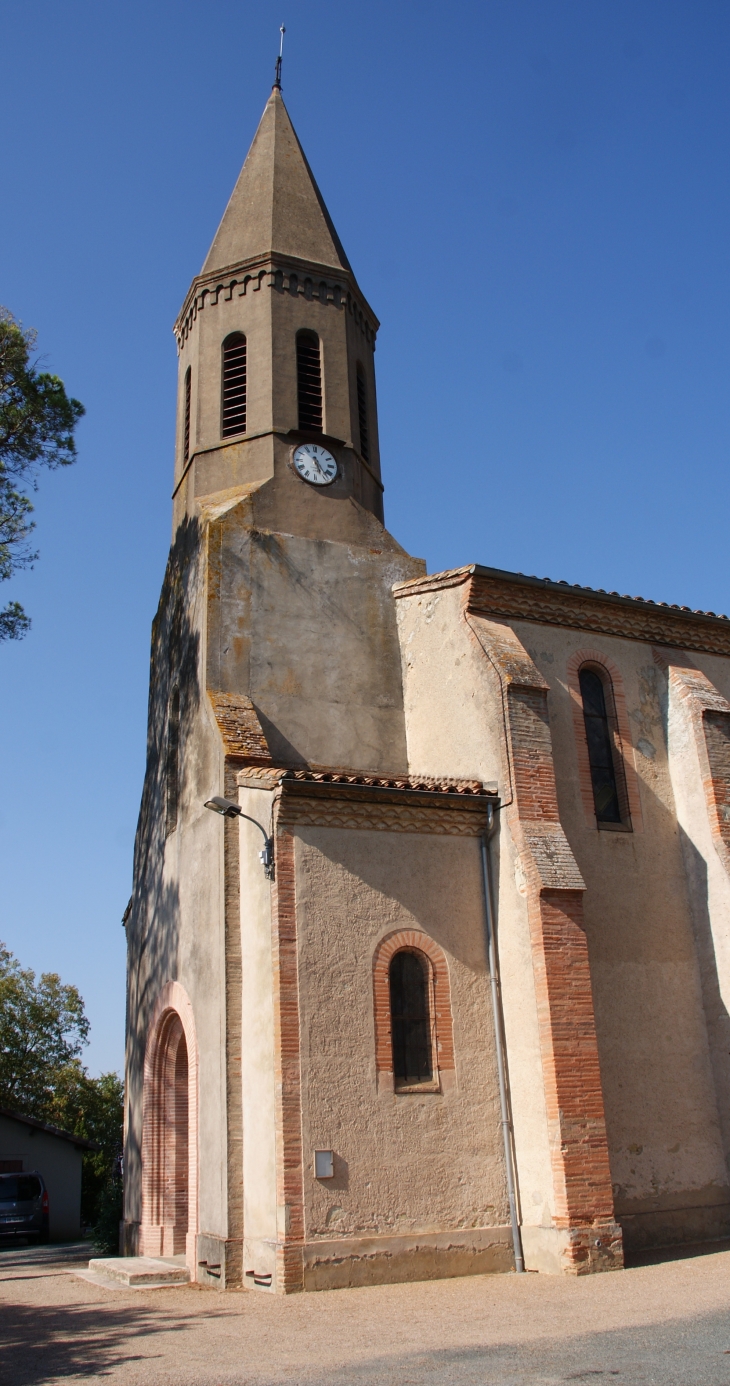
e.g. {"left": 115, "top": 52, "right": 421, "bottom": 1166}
{"left": 235, "top": 810, "right": 275, "bottom": 881}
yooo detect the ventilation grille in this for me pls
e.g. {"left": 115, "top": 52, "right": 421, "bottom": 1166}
{"left": 297, "top": 333, "right": 322, "bottom": 432}
{"left": 221, "top": 334, "right": 247, "bottom": 438}
{"left": 183, "top": 366, "right": 191, "bottom": 464}
{"left": 356, "top": 367, "right": 370, "bottom": 462}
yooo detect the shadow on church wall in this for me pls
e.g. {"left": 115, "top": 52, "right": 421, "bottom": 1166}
{"left": 124, "top": 516, "right": 202, "bottom": 1215}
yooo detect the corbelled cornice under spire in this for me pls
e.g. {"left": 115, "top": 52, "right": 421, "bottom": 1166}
{"left": 202, "top": 88, "right": 352, "bottom": 277}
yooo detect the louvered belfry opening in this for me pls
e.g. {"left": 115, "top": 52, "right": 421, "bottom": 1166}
{"left": 297, "top": 331, "right": 323, "bottom": 432}
{"left": 221, "top": 333, "right": 247, "bottom": 438}
{"left": 356, "top": 365, "right": 370, "bottom": 462}
{"left": 182, "top": 367, "right": 192, "bottom": 464}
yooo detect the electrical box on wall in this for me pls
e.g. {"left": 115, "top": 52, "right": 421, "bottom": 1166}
{"left": 314, "top": 1149, "right": 334, "bottom": 1179}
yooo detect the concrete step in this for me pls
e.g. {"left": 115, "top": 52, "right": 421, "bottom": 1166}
{"left": 87, "top": 1255, "right": 191, "bottom": 1288}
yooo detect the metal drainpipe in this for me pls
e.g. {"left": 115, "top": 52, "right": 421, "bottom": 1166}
{"left": 480, "top": 802, "right": 525, "bottom": 1273}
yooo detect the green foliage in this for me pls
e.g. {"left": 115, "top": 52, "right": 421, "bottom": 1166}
{"left": 0, "top": 941, "right": 89, "bottom": 1115}
{"left": 0, "top": 941, "right": 123, "bottom": 1229}
{"left": 0, "top": 307, "right": 84, "bottom": 640}
{"left": 91, "top": 1177, "right": 124, "bottom": 1256}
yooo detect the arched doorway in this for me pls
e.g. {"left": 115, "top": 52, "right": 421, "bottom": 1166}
{"left": 140, "top": 985, "right": 198, "bottom": 1264}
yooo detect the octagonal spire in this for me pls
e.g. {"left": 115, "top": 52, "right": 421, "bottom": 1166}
{"left": 202, "top": 87, "right": 352, "bottom": 276}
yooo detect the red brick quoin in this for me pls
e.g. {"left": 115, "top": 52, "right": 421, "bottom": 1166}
{"left": 372, "top": 930, "right": 455, "bottom": 1084}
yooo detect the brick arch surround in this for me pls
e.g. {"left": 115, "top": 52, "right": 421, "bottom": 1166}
{"left": 140, "top": 982, "right": 199, "bottom": 1270}
{"left": 566, "top": 648, "right": 643, "bottom": 831}
{"left": 372, "top": 930, "right": 455, "bottom": 1085}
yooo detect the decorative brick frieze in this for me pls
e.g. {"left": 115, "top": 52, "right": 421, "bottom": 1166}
{"left": 566, "top": 649, "right": 644, "bottom": 832}
{"left": 372, "top": 929, "right": 455, "bottom": 1082}
{"left": 175, "top": 256, "right": 378, "bottom": 352}
{"left": 393, "top": 564, "right": 730, "bottom": 657}
{"left": 277, "top": 798, "right": 488, "bottom": 837}
{"left": 140, "top": 982, "right": 199, "bottom": 1271}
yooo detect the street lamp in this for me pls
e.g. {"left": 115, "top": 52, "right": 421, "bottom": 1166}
{"left": 204, "top": 797, "right": 274, "bottom": 879}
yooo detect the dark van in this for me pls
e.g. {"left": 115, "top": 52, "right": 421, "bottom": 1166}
{"left": 0, "top": 1172, "right": 49, "bottom": 1241}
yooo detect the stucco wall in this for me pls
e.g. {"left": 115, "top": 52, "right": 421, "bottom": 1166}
{"left": 293, "top": 826, "right": 509, "bottom": 1237}
{"left": 396, "top": 580, "right": 730, "bottom": 1253}
{"left": 518, "top": 623, "right": 729, "bottom": 1245}
{"left": 396, "top": 587, "right": 561, "bottom": 1259}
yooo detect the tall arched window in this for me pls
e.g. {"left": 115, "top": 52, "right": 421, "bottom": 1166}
{"left": 182, "top": 366, "right": 191, "bottom": 465}
{"left": 389, "top": 950, "right": 432, "bottom": 1085}
{"left": 579, "top": 666, "right": 627, "bottom": 826}
{"left": 221, "top": 333, "right": 247, "bottom": 438}
{"left": 166, "top": 686, "right": 180, "bottom": 835}
{"left": 297, "top": 331, "right": 322, "bottom": 432}
{"left": 356, "top": 364, "right": 370, "bottom": 462}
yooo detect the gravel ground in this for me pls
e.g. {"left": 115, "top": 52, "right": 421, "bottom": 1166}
{"left": 1, "top": 1240, "right": 730, "bottom": 1386}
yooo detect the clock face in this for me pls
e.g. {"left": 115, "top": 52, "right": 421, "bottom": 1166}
{"left": 292, "top": 443, "right": 337, "bottom": 486}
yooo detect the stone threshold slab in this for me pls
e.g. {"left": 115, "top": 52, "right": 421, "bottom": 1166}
{"left": 77, "top": 1256, "right": 191, "bottom": 1289}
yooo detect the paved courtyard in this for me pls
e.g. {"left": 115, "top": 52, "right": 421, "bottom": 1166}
{"left": 2, "top": 1240, "right": 730, "bottom": 1385}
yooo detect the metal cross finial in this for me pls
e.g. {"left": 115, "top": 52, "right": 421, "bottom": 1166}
{"left": 274, "top": 24, "right": 285, "bottom": 89}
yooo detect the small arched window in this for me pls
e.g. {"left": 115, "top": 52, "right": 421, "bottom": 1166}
{"left": 182, "top": 366, "right": 192, "bottom": 465}
{"left": 165, "top": 686, "right": 180, "bottom": 835}
{"left": 221, "top": 333, "right": 247, "bottom": 438}
{"left": 389, "top": 950, "right": 432, "bottom": 1085}
{"left": 579, "top": 666, "right": 627, "bottom": 826}
{"left": 297, "top": 331, "right": 322, "bottom": 432}
{"left": 356, "top": 364, "right": 370, "bottom": 462}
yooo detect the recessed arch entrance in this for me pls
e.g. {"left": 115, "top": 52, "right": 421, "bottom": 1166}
{"left": 140, "top": 982, "right": 198, "bottom": 1268}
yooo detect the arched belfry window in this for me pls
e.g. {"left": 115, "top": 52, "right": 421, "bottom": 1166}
{"left": 356, "top": 364, "right": 370, "bottom": 462}
{"left": 166, "top": 686, "right": 180, "bottom": 835}
{"left": 182, "top": 367, "right": 191, "bottom": 465}
{"left": 389, "top": 950, "right": 432, "bottom": 1085}
{"left": 221, "top": 333, "right": 247, "bottom": 438}
{"left": 579, "top": 666, "right": 630, "bottom": 828}
{"left": 297, "top": 331, "right": 322, "bottom": 432}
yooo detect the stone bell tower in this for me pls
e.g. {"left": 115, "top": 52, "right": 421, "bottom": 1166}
{"left": 123, "top": 83, "right": 427, "bottom": 1283}
{"left": 173, "top": 85, "right": 385, "bottom": 540}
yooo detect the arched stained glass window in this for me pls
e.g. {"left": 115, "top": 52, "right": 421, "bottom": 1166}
{"left": 579, "top": 667, "right": 622, "bottom": 824}
{"left": 389, "top": 950, "right": 432, "bottom": 1084}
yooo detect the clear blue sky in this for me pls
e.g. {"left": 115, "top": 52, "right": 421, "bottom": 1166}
{"left": 1, "top": 0, "right": 729, "bottom": 1074}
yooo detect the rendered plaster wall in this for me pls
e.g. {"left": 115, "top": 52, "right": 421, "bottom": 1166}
{"left": 395, "top": 586, "right": 559, "bottom": 1252}
{"left": 516, "top": 622, "right": 730, "bottom": 1247}
{"left": 0, "top": 1117, "right": 83, "bottom": 1240}
{"left": 293, "top": 826, "right": 510, "bottom": 1251}
{"left": 207, "top": 498, "right": 422, "bottom": 772}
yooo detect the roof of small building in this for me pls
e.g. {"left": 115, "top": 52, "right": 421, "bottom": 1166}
{"left": 0, "top": 1107, "right": 99, "bottom": 1151}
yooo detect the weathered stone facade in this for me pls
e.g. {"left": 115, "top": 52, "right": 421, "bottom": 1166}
{"left": 123, "top": 85, "right": 730, "bottom": 1291}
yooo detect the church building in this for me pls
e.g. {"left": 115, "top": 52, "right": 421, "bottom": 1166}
{"left": 122, "top": 81, "right": 730, "bottom": 1292}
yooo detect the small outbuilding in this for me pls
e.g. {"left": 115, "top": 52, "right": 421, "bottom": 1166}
{"left": 0, "top": 1107, "right": 96, "bottom": 1241}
